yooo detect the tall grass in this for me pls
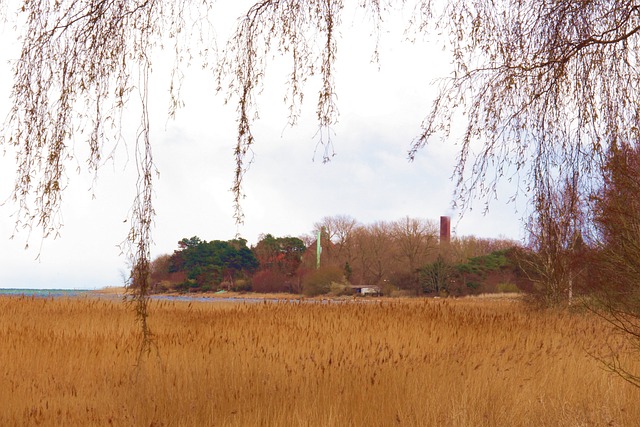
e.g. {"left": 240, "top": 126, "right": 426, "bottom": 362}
{"left": 0, "top": 295, "right": 638, "bottom": 426}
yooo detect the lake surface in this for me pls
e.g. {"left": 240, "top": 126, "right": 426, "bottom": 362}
{"left": 0, "top": 289, "right": 294, "bottom": 303}
{"left": 0, "top": 289, "right": 364, "bottom": 304}
{"left": 0, "top": 288, "right": 91, "bottom": 298}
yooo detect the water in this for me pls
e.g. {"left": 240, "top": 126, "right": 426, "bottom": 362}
{"left": 149, "top": 295, "right": 302, "bottom": 304}
{"left": 0, "top": 288, "right": 90, "bottom": 298}
{"left": 0, "top": 289, "right": 362, "bottom": 304}
{"left": 0, "top": 288, "right": 287, "bottom": 303}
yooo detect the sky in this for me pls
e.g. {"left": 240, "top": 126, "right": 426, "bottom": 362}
{"left": 0, "top": 2, "right": 527, "bottom": 289}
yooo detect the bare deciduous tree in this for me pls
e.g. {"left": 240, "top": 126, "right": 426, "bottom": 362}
{"left": 391, "top": 216, "right": 438, "bottom": 292}
{"left": 450, "top": 236, "right": 521, "bottom": 264}
{"left": 520, "top": 177, "right": 587, "bottom": 307}
{"left": 313, "top": 214, "right": 359, "bottom": 267}
{"left": 351, "top": 221, "right": 394, "bottom": 287}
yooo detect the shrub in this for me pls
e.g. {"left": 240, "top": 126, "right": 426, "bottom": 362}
{"left": 419, "top": 255, "right": 452, "bottom": 295}
{"left": 329, "top": 281, "right": 353, "bottom": 296}
{"left": 389, "top": 271, "right": 418, "bottom": 291}
{"left": 302, "top": 266, "right": 343, "bottom": 297}
{"left": 252, "top": 270, "right": 290, "bottom": 293}
{"left": 496, "top": 283, "right": 520, "bottom": 293}
{"left": 466, "top": 282, "right": 480, "bottom": 291}
{"left": 380, "top": 281, "right": 399, "bottom": 297}
{"left": 175, "top": 280, "right": 193, "bottom": 293}
{"left": 153, "top": 281, "right": 171, "bottom": 294}
{"left": 232, "top": 279, "right": 252, "bottom": 293}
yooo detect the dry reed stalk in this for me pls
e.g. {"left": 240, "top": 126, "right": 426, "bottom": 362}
{"left": 0, "top": 296, "right": 638, "bottom": 426}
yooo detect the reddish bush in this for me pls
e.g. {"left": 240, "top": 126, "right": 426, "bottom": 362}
{"left": 251, "top": 270, "right": 291, "bottom": 293}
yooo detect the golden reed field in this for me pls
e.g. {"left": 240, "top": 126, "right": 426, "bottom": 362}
{"left": 1, "top": 294, "right": 639, "bottom": 426}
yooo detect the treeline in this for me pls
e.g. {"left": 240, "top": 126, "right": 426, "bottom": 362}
{"left": 148, "top": 215, "right": 523, "bottom": 297}
{"left": 149, "top": 236, "right": 258, "bottom": 293}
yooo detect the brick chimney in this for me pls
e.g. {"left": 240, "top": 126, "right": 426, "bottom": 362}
{"left": 440, "top": 216, "right": 451, "bottom": 246}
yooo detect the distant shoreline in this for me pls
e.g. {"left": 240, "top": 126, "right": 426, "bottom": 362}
{"left": 0, "top": 287, "right": 522, "bottom": 303}
{"left": 91, "top": 287, "right": 332, "bottom": 301}
{"left": 89, "top": 287, "right": 522, "bottom": 303}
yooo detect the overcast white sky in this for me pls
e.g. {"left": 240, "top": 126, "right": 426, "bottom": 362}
{"left": 0, "top": 2, "right": 526, "bottom": 289}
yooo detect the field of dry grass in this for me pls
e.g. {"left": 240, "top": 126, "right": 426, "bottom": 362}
{"left": 1, "top": 295, "right": 639, "bottom": 426}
